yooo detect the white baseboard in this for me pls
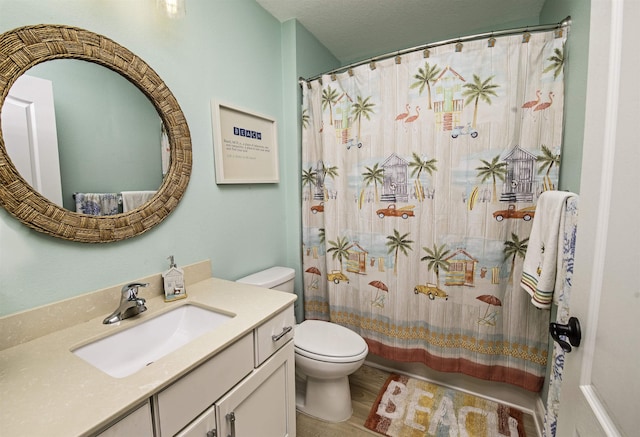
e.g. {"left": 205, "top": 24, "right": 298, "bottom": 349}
{"left": 534, "top": 396, "right": 546, "bottom": 437}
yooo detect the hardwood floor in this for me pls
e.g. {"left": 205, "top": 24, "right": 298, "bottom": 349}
{"left": 296, "top": 365, "right": 539, "bottom": 437}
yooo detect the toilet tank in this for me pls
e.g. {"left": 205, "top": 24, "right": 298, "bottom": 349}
{"left": 236, "top": 266, "right": 295, "bottom": 293}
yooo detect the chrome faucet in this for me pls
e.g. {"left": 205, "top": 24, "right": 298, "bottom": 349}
{"left": 103, "top": 282, "right": 149, "bottom": 324}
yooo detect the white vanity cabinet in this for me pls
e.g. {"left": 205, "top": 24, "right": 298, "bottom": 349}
{"left": 155, "top": 305, "right": 296, "bottom": 437}
{"left": 0, "top": 270, "right": 300, "bottom": 437}
{"left": 155, "top": 334, "right": 255, "bottom": 436}
{"left": 177, "top": 342, "right": 294, "bottom": 437}
{"left": 96, "top": 401, "right": 154, "bottom": 436}
{"left": 215, "top": 341, "right": 295, "bottom": 437}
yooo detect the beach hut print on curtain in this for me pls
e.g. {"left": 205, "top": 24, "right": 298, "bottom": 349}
{"left": 443, "top": 249, "right": 478, "bottom": 286}
{"left": 501, "top": 145, "right": 538, "bottom": 202}
{"left": 381, "top": 153, "right": 409, "bottom": 202}
{"left": 432, "top": 66, "right": 466, "bottom": 131}
{"left": 301, "top": 28, "right": 567, "bottom": 392}
{"left": 346, "top": 242, "right": 369, "bottom": 274}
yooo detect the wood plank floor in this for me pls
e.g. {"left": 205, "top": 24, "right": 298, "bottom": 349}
{"left": 296, "top": 365, "right": 539, "bottom": 437}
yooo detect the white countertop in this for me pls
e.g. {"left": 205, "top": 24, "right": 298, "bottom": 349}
{"left": 0, "top": 276, "right": 296, "bottom": 436}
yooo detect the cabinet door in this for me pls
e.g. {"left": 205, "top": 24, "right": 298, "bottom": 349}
{"left": 175, "top": 403, "right": 216, "bottom": 437}
{"left": 96, "top": 402, "right": 153, "bottom": 437}
{"left": 216, "top": 341, "right": 295, "bottom": 437}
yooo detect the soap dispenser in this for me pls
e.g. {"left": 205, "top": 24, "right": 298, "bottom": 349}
{"left": 163, "top": 255, "right": 187, "bottom": 302}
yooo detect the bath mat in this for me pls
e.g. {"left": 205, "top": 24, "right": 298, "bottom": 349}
{"left": 365, "top": 373, "right": 527, "bottom": 437}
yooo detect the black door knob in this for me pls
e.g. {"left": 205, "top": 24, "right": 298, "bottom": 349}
{"left": 549, "top": 316, "right": 581, "bottom": 353}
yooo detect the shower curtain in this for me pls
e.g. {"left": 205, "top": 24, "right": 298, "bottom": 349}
{"left": 301, "top": 29, "right": 566, "bottom": 392}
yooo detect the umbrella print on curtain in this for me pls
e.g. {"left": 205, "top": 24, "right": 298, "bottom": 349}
{"left": 305, "top": 267, "right": 322, "bottom": 291}
{"left": 369, "top": 280, "right": 388, "bottom": 308}
{"left": 476, "top": 294, "right": 502, "bottom": 326}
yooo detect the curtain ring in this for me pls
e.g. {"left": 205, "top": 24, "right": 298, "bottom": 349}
{"left": 488, "top": 37, "right": 496, "bottom": 48}
{"left": 455, "top": 42, "right": 463, "bottom": 52}
{"left": 348, "top": 69, "right": 354, "bottom": 77}
{"left": 522, "top": 31, "right": 531, "bottom": 43}
{"left": 369, "top": 61, "right": 376, "bottom": 70}
{"left": 395, "top": 55, "right": 402, "bottom": 64}
{"left": 423, "top": 49, "right": 430, "bottom": 58}
{"left": 331, "top": 73, "right": 337, "bottom": 81}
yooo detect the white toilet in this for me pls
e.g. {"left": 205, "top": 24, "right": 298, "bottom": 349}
{"left": 237, "top": 266, "right": 368, "bottom": 422}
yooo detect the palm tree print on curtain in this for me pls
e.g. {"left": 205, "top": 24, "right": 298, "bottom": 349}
{"left": 362, "top": 163, "right": 384, "bottom": 205}
{"left": 301, "top": 29, "right": 567, "bottom": 392}
{"left": 409, "top": 152, "right": 438, "bottom": 201}
{"left": 476, "top": 155, "right": 508, "bottom": 203}
{"left": 462, "top": 74, "right": 500, "bottom": 128}
{"left": 421, "top": 244, "right": 451, "bottom": 288}
{"left": 411, "top": 61, "right": 442, "bottom": 110}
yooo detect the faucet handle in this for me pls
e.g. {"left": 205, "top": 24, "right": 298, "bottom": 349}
{"left": 121, "top": 282, "right": 149, "bottom": 299}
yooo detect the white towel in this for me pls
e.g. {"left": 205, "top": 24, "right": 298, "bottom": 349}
{"left": 520, "top": 191, "right": 576, "bottom": 309}
{"left": 121, "top": 191, "right": 156, "bottom": 212}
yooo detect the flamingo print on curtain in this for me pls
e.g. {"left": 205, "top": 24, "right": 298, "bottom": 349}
{"left": 301, "top": 29, "right": 566, "bottom": 392}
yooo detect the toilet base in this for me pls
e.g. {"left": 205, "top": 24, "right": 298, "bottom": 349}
{"left": 295, "top": 374, "right": 353, "bottom": 422}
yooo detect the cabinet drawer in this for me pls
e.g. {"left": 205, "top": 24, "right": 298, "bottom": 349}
{"left": 254, "top": 305, "right": 295, "bottom": 366}
{"left": 97, "top": 402, "right": 153, "bottom": 437}
{"left": 155, "top": 334, "right": 253, "bottom": 436}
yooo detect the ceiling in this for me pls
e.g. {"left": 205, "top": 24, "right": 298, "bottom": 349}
{"left": 257, "top": 0, "right": 548, "bottom": 64}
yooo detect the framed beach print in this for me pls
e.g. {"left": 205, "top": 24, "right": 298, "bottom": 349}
{"left": 211, "top": 100, "right": 279, "bottom": 184}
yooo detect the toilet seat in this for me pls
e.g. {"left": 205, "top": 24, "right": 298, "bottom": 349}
{"left": 294, "top": 320, "right": 368, "bottom": 363}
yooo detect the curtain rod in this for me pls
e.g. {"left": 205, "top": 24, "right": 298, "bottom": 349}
{"left": 300, "top": 15, "right": 571, "bottom": 83}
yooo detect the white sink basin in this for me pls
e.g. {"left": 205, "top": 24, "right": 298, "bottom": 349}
{"left": 73, "top": 304, "right": 234, "bottom": 378}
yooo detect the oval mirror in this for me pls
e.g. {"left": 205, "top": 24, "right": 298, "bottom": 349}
{"left": 0, "top": 24, "right": 192, "bottom": 243}
{"left": 4, "top": 60, "right": 165, "bottom": 212}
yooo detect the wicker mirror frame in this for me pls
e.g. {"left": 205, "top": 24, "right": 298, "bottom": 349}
{"left": 0, "top": 24, "right": 192, "bottom": 243}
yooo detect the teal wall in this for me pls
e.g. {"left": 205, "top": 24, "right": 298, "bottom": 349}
{"left": 0, "top": 0, "right": 590, "bottom": 342}
{"left": 0, "top": 0, "right": 301, "bottom": 316}
{"left": 281, "top": 20, "right": 340, "bottom": 319}
{"left": 540, "top": 0, "right": 590, "bottom": 193}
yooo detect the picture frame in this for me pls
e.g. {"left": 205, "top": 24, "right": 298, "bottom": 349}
{"left": 211, "top": 100, "right": 279, "bottom": 184}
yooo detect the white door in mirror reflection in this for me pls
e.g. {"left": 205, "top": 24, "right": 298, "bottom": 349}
{"left": 2, "top": 74, "right": 62, "bottom": 206}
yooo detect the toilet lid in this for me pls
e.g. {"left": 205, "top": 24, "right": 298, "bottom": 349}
{"left": 295, "top": 320, "right": 368, "bottom": 360}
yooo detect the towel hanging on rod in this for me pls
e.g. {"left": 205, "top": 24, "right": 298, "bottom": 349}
{"left": 520, "top": 191, "right": 578, "bottom": 309}
{"left": 121, "top": 191, "right": 156, "bottom": 212}
{"left": 73, "top": 192, "right": 121, "bottom": 216}
{"left": 72, "top": 192, "right": 123, "bottom": 204}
